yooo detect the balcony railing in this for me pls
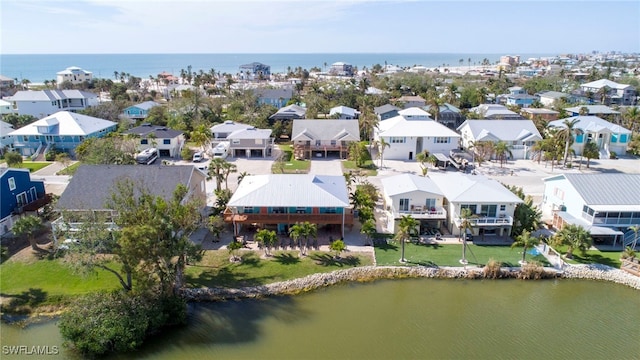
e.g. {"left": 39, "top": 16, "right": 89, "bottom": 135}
{"left": 396, "top": 206, "right": 447, "bottom": 219}
{"left": 224, "top": 212, "right": 354, "bottom": 225}
{"left": 454, "top": 214, "right": 513, "bottom": 226}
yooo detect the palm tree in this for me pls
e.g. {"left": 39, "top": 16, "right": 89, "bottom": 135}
{"left": 394, "top": 215, "right": 418, "bottom": 263}
{"left": 359, "top": 107, "right": 379, "bottom": 144}
{"left": 255, "top": 229, "right": 278, "bottom": 257}
{"left": 554, "top": 118, "right": 581, "bottom": 166}
{"left": 459, "top": 208, "right": 473, "bottom": 264}
{"left": 622, "top": 106, "right": 640, "bottom": 134}
{"left": 300, "top": 222, "right": 318, "bottom": 254}
{"left": 416, "top": 150, "right": 430, "bottom": 176}
{"left": 329, "top": 239, "right": 346, "bottom": 259}
{"left": 375, "top": 137, "right": 390, "bottom": 168}
{"left": 361, "top": 218, "right": 376, "bottom": 246}
{"left": 494, "top": 141, "right": 513, "bottom": 168}
{"left": 289, "top": 223, "right": 315, "bottom": 256}
{"left": 551, "top": 224, "right": 592, "bottom": 259}
{"left": 207, "top": 158, "right": 228, "bottom": 191}
{"left": 12, "top": 215, "right": 43, "bottom": 250}
{"left": 511, "top": 230, "right": 540, "bottom": 264}
{"left": 190, "top": 125, "right": 212, "bottom": 152}
{"left": 628, "top": 225, "right": 640, "bottom": 250}
{"left": 582, "top": 141, "right": 599, "bottom": 168}
{"left": 221, "top": 161, "right": 237, "bottom": 190}
{"left": 237, "top": 171, "right": 250, "bottom": 185}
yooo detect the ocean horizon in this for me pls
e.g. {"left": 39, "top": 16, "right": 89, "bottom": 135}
{"left": 1, "top": 52, "right": 556, "bottom": 84}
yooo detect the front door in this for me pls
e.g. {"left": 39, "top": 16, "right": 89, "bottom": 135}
{"left": 409, "top": 151, "right": 413, "bottom": 160}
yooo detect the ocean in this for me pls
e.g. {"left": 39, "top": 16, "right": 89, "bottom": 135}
{"left": 0, "top": 53, "right": 554, "bottom": 84}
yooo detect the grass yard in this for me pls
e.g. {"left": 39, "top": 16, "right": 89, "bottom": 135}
{"left": 341, "top": 159, "right": 377, "bottom": 176}
{"left": 185, "top": 249, "right": 373, "bottom": 288}
{"left": 12, "top": 161, "right": 52, "bottom": 172}
{"left": 551, "top": 245, "right": 622, "bottom": 267}
{"left": 272, "top": 149, "right": 311, "bottom": 174}
{"left": 374, "top": 241, "right": 550, "bottom": 267}
{"left": 57, "top": 161, "right": 81, "bottom": 175}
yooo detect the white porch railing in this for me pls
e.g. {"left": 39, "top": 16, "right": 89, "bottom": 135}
{"left": 30, "top": 143, "right": 43, "bottom": 161}
{"left": 396, "top": 206, "right": 447, "bottom": 219}
{"left": 454, "top": 214, "right": 513, "bottom": 226}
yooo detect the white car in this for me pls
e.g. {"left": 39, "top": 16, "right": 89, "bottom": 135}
{"left": 193, "top": 152, "right": 204, "bottom": 162}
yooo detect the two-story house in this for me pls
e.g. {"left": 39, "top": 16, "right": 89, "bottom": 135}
{"left": 397, "top": 95, "right": 426, "bottom": 109}
{"left": 8, "top": 111, "right": 117, "bottom": 157}
{"left": 423, "top": 103, "right": 466, "bottom": 129}
{"left": 374, "top": 109, "right": 461, "bottom": 161}
{"left": 0, "top": 120, "right": 14, "bottom": 152}
{"left": 56, "top": 66, "right": 93, "bottom": 87}
{"left": 0, "top": 168, "right": 47, "bottom": 235}
{"left": 291, "top": 119, "right": 360, "bottom": 159}
{"left": 520, "top": 108, "right": 559, "bottom": 121}
{"left": 224, "top": 174, "right": 353, "bottom": 238}
{"left": 123, "top": 123, "right": 185, "bottom": 158}
{"left": 542, "top": 174, "right": 640, "bottom": 247}
{"left": 5, "top": 90, "right": 99, "bottom": 118}
{"left": 457, "top": 119, "right": 542, "bottom": 159}
{"left": 227, "top": 127, "right": 273, "bottom": 158}
{"left": 329, "top": 62, "right": 354, "bottom": 77}
{"left": 469, "top": 104, "right": 524, "bottom": 120}
{"left": 547, "top": 116, "right": 631, "bottom": 159}
{"left": 239, "top": 62, "right": 271, "bottom": 81}
{"left": 122, "top": 101, "right": 161, "bottom": 121}
{"left": 380, "top": 174, "right": 447, "bottom": 234}
{"left": 210, "top": 121, "right": 253, "bottom": 144}
{"left": 329, "top": 106, "right": 359, "bottom": 120}
{"left": 564, "top": 105, "right": 621, "bottom": 123}
{"left": 579, "top": 79, "right": 636, "bottom": 106}
{"left": 269, "top": 104, "right": 307, "bottom": 122}
{"left": 374, "top": 104, "right": 400, "bottom": 121}
{"left": 254, "top": 88, "right": 292, "bottom": 109}
{"left": 0, "top": 99, "right": 15, "bottom": 116}
{"left": 429, "top": 172, "right": 523, "bottom": 238}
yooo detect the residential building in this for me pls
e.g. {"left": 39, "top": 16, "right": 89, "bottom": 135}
{"left": 547, "top": 116, "right": 631, "bottom": 159}
{"left": 542, "top": 174, "right": 640, "bottom": 246}
{"left": 469, "top": 104, "right": 524, "bottom": 120}
{"left": 0, "top": 75, "right": 15, "bottom": 89}
{"left": 8, "top": 111, "right": 117, "bottom": 157}
{"left": 374, "top": 110, "right": 461, "bottom": 160}
{"left": 122, "top": 101, "right": 161, "bottom": 120}
{"left": 520, "top": 108, "right": 559, "bottom": 121}
{"left": 329, "top": 62, "right": 354, "bottom": 77}
{"left": 537, "top": 91, "right": 572, "bottom": 107}
{"left": 5, "top": 90, "right": 99, "bottom": 118}
{"left": 291, "top": 119, "right": 360, "bottom": 159}
{"left": 329, "top": 105, "right": 360, "bottom": 120}
{"left": 429, "top": 172, "right": 523, "bottom": 237}
{"left": 0, "top": 168, "right": 47, "bottom": 235}
{"left": 53, "top": 164, "right": 207, "bottom": 240}
{"left": 239, "top": 62, "right": 271, "bottom": 80}
{"left": 223, "top": 174, "right": 354, "bottom": 238}
{"left": 210, "top": 121, "right": 254, "bottom": 143}
{"left": 0, "top": 120, "right": 14, "bottom": 151}
{"left": 380, "top": 174, "right": 447, "bottom": 234}
{"left": 254, "top": 87, "right": 292, "bottom": 108}
{"left": 564, "top": 105, "right": 621, "bottom": 123}
{"left": 269, "top": 104, "right": 307, "bottom": 122}
{"left": 457, "top": 119, "right": 542, "bottom": 159}
{"left": 505, "top": 93, "right": 537, "bottom": 108}
{"left": 123, "top": 123, "right": 185, "bottom": 158}
{"left": 374, "top": 104, "right": 400, "bottom": 121}
{"left": 397, "top": 95, "right": 426, "bottom": 109}
{"left": 0, "top": 99, "right": 15, "bottom": 116}
{"left": 579, "top": 79, "right": 636, "bottom": 106}
{"left": 423, "top": 103, "right": 466, "bottom": 129}
{"left": 227, "top": 127, "right": 273, "bottom": 158}
{"left": 56, "top": 66, "right": 93, "bottom": 86}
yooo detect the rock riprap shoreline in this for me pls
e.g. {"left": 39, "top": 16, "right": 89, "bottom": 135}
{"left": 183, "top": 264, "right": 640, "bottom": 301}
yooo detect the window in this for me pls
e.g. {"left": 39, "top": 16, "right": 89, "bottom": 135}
{"left": 399, "top": 198, "right": 409, "bottom": 212}
{"left": 619, "top": 134, "right": 628, "bottom": 143}
{"left": 425, "top": 198, "right": 436, "bottom": 209}
{"left": 315, "top": 140, "right": 321, "bottom": 146}
{"left": 331, "top": 140, "right": 337, "bottom": 146}
{"left": 481, "top": 205, "right": 497, "bottom": 217}
{"left": 232, "top": 139, "right": 240, "bottom": 144}
{"left": 575, "top": 134, "right": 584, "bottom": 143}
{"left": 390, "top": 137, "right": 406, "bottom": 144}
{"left": 610, "top": 134, "right": 617, "bottom": 143}
{"left": 8, "top": 177, "right": 16, "bottom": 191}
{"left": 499, "top": 204, "right": 506, "bottom": 211}
{"left": 16, "top": 192, "right": 27, "bottom": 206}
{"left": 434, "top": 137, "right": 450, "bottom": 144}
{"left": 141, "top": 139, "right": 148, "bottom": 144}
{"left": 460, "top": 204, "right": 477, "bottom": 214}
{"left": 163, "top": 139, "right": 171, "bottom": 145}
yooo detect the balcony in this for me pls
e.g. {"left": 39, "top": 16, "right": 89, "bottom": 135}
{"left": 396, "top": 206, "right": 447, "bottom": 220}
{"left": 224, "top": 212, "right": 354, "bottom": 225}
{"left": 454, "top": 214, "right": 513, "bottom": 227}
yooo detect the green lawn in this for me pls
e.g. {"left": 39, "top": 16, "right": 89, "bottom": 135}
{"left": 375, "top": 241, "right": 550, "bottom": 267}
{"left": 57, "top": 161, "right": 82, "bottom": 175}
{"left": 551, "top": 245, "right": 622, "bottom": 267}
{"left": 185, "top": 249, "right": 373, "bottom": 288}
{"left": 272, "top": 149, "right": 311, "bottom": 174}
{"left": 11, "top": 161, "right": 52, "bottom": 172}
{"left": 341, "top": 159, "right": 377, "bottom": 176}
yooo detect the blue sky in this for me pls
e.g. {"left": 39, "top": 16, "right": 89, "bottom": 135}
{"left": 2, "top": 0, "right": 639, "bottom": 54}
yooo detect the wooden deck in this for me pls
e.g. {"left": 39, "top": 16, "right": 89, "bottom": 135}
{"left": 621, "top": 258, "right": 640, "bottom": 277}
{"left": 224, "top": 213, "right": 354, "bottom": 225}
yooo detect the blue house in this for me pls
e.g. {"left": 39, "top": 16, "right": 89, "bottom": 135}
{"left": 254, "top": 88, "right": 293, "bottom": 108}
{"left": 0, "top": 168, "right": 47, "bottom": 234}
{"left": 123, "top": 101, "right": 161, "bottom": 120}
{"left": 8, "top": 111, "right": 117, "bottom": 157}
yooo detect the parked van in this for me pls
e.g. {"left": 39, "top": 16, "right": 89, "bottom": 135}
{"left": 212, "top": 142, "right": 229, "bottom": 159}
{"left": 193, "top": 151, "right": 204, "bottom": 162}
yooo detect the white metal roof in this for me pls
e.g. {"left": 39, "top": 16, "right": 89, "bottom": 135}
{"left": 228, "top": 174, "right": 350, "bottom": 207}
{"left": 210, "top": 121, "right": 253, "bottom": 133}
{"left": 292, "top": 119, "right": 360, "bottom": 141}
{"left": 8, "top": 111, "right": 116, "bottom": 136}
{"left": 381, "top": 173, "right": 443, "bottom": 197}
{"left": 548, "top": 116, "right": 631, "bottom": 134}
{"left": 458, "top": 119, "right": 542, "bottom": 142}
{"left": 227, "top": 128, "right": 272, "bottom": 139}
{"left": 377, "top": 115, "right": 461, "bottom": 138}
{"left": 428, "top": 172, "right": 523, "bottom": 204}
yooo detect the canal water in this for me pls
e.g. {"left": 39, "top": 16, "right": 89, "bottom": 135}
{"left": 2, "top": 279, "right": 639, "bottom": 360}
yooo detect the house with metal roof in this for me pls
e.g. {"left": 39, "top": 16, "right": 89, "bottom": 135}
{"left": 269, "top": 104, "right": 307, "bottom": 122}
{"left": 579, "top": 79, "right": 636, "bottom": 106}
{"left": 56, "top": 66, "right": 93, "bottom": 87}
{"left": 0, "top": 120, "right": 14, "bottom": 152}
{"left": 8, "top": 111, "right": 117, "bottom": 157}
{"left": 469, "top": 104, "right": 524, "bottom": 120}
{"left": 380, "top": 174, "right": 446, "bottom": 234}
{"left": 397, "top": 95, "right": 426, "bottom": 109}
{"left": 52, "top": 164, "right": 207, "bottom": 241}
{"left": 210, "top": 121, "right": 254, "bottom": 143}
{"left": 223, "top": 174, "right": 354, "bottom": 238}
{"left": 254, "top": 87, "right": 293, "bottom": 108}
{"left": 520, "top": 108, "right": 559, "bottom": 121}
{"left": 548, "top": 116, "right": 631, "bottom": 159}
{"left": 291, "top": 119, "right": 360, "bottom": 159}
{"left": 239, "top": 62, "right": 271, "bottom": 81}
{"left": 123, "top": 123, "right": 185, "bottom": 158}
{"left": 423, "top": 103, "right": 466, "bottom": 129}
{"left": 429, "top": 172, "right": 523, "bottom": 238}
{"left": 374, "top": 104, "right": 400, "bottom": 121}
{"left": 329, "top": 105, "right": 359, "bottom": 120}
{"left": 457, "top": 119, "right": 542, "bottom": 159}
{"left": 564, "top": 105, "right": 621, "bottom": 122}
{"left": 542, "top": 174, "right": 640, "bottom": 247}
{"left": 537, "top": 91, "right": 574, "bottom": 107}
{"left": 122, "top": 101, "right": 161, "bottom": 120}
{"left": 374, "top": 111, "right": 461, "bottom": 161}
{"left": 227, "top": 127, "right": 273, "bottom": 158}
{"left": 5, "top": 90, "right": 99, "bottom": 118}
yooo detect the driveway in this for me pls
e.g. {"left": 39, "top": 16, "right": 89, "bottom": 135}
{"left": 309, "top": 158, "right": 344, "bottom": 176}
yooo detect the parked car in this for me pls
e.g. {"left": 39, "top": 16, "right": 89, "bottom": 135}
{"left": 193, "top": 151, "right": 204, "bottom": 162}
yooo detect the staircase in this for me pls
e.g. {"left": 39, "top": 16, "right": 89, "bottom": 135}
{"left": 623, "top": 230, "right": 638, "bottom": 248}
{"left": 598, "top": 147, "right": 609, "bottom": 159}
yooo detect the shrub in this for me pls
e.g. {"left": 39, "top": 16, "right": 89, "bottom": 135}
{"left": 181, "top": 147, "right": 193, "bottom": 160}
{"left": 482, "top": 258, "right": 504, "bottom": 279}
{"left": 609, "top": 151, "right": 617, "bottom": 159}
{"left": 517, "top": 261, "right": 545, "bottom": 280}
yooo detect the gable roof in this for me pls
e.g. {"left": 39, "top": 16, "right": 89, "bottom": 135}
{"left": 124, "top": 124, "right": 183, "bottom": 138}
{"left": 565, "top": 105, "right": 620, "bottom": 115}
{"left": 548, "top": 116, "right": 630, "bottom": 134}
{"left": 269, "top": 104, "right": 306, "bottom": 119}
{"left": 57, "top": 165, "right": 200, "bottom": 210}
{"left": 253, "top": 88, "right": 292, "bottom": 99}
{"left": 398, "top": 107, "right": 430, "bottom": 118}
{"left": 377, "top": 115, "right": 460, "bottom": 138}
{"left": 470, "top": 104, "right": 522, "bottom": 118}
{"left": 228, "top": 174, "right": 349, "bottom": 207}
{"left": 0, "top": 120, "right": 14, "bottom": 136}
{"left": 545, "top": 174, "right": 640, "bottom": 210}
{"left": 291, "top": 119, "right": 360, "bottom": 141}
{"left": 6, "top": 89, "right": 96, "bottom": 102}
{"left": 423, "top": 103, "right": 461, "bottom": 114}
{"left": 227, "top": 127, "right": 272, "bottom": 139}
{"left": 374, "top": 104, "right": 400, "bottom": 115}
{"left": 428, "top": 172, "right": 523, "bottom": 204}
{"left": 537, "top": 91, "right": 569, "bottom": 99}
{"left": 458, "top": 119, "right": 542, "bottom": 142}
{"left": 210, "top": 121, "right": 253, "bottom": 133}
{"left": 8, "top": 111, "right": 116, "bottom": 136}
{"left": 581, "top": 79, "right": 633, "bottom": 90}
{"left": 329, "top": 105, "right": 359, "bottom": 117}
{"left": 127, "top": 101, "right": 160, "bottom": 111}
{"left": 381, "top": 174, "right": 443, "bottom": 197}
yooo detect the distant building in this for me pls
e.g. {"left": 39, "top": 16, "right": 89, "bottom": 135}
{"left": 423, "top": 103, "right": 466, "bottom": 129}
{"left": 520, "top": 108, "right": 559, "bottom": 121}
{"left": 5, "top": 90, "right": 99, "bottom": 118}
{"left": 56, "top": 66, "right": 93, "bottom": 87}
{"left": 253, "top": 87, "right": 292, "bottom": 108}
{"left": 0, "top": 75, "right": 15, "bottom": 89}
{"left": 548, "top": 116, "right": 631, "bottom": 159}
{"left": 329, "top": 105, "right": 360, "bottom": 120}
{"left": 469, "top": 104, "right": 524, "bottom": 120}
{"left": 579, "top": 79, "right": 636, "bottom": 106}
{"left": 123, "top": 123, "right": 185, "bottom": 158}
{"left": 329, "top": 62, "right": 354, "bottom": 77}
{"left": 269, "top": 104, "right": 307, "bottom": 122}
{"left": 397, "top": 95, "right": 426, "bottom": 109}
{"left": 374, "top": 104, "right": 400, "bottom": 121}
{"left": 239, "top": 62, "right": 271, "bottom": 81}
{"left": 122, "top": 101, "right": 161, "bottom": 120}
